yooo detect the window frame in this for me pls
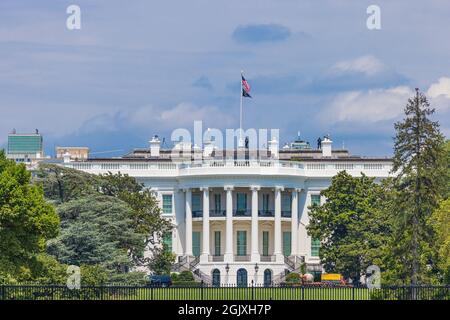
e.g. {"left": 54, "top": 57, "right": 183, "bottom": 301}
{"left": 161, "top": 194, "right": 173, "bottom": 214}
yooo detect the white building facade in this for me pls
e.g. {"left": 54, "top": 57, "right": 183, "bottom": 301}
{"left": 61, "top": 136, "right": 392, "bottom": 286}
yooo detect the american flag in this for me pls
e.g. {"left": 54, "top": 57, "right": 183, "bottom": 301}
{"left": 241, "top": 74, "right": 251, "bottom": 98}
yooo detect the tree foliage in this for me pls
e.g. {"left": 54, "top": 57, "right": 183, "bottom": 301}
{"left": 35, "top": 164, "right": 173, "bottom": 278}
{"left": 148, "top": 247, "right": 175, "bottom": 275}
{"left": 0, "top": 151, "right": 60, "bottom": 281}
{"left": 428, "top": 199, "right": 450, "bottom": 283}
{"left": 390, "top": 89, "right": 447, "bottom": 284}
{"left": 47, "top": 194, "right": 144, "bottom": 273}
{"left": 307, "top": 171, "right": 390, "bottom": 284}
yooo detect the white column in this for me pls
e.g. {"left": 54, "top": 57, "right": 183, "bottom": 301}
{"left": 184, "top": 189, "right": 192, "bottom": 256}
{"left": 200, "top": 187, "right": 210, "bottom": 262}
{"left": 224, "top": 186, "right": 234, "bottom": 262}
{"left": 250, "top": 186, "right": 260, "bottom": 262}
{"left": 274, "top": 186, "right": 284, "bottom": 262}
{"left": 291, "top": 189, "right": 300, "bottom": 257}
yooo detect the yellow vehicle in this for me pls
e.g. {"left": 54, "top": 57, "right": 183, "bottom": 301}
{"left": 320, "top": 273, "right": 348, "bottom": 286}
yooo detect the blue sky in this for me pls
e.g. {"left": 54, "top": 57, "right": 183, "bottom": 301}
{"left": 1, "top": 0, "right": 450, "bottom": 157}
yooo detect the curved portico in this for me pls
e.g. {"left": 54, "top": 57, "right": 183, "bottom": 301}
{"left": 184, "top": 184, "right": 302, "bottom": 265}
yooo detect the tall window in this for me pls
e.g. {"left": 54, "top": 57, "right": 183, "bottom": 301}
{"left": 162, "top": 194, "right": 173, "bottom": 214}
{"left": 163, "top": 231, "right": 172, "bottom": 253}
{"left": 214, "top": 194, "right": 221, "bottom": 212}
{"left": 311, "top": 194, "right": 321, "bottom": 207}
{"left": 214, "top": 231, "right": 221, "bottom": 256}
{"left": 282, "top": 194, "right": 291, "bottom": 212}
{"left": 236, "top": 193, "right": 247, "bottom": 213}
{"left": 192, "top": 232, "right": 201, "bottom": 257}
{"left": 262, "top": 194, "right": 269, "bottom": 212}
{"left": 192, "top": 194, "right": 201, "bottom": 212}
{"left": 262, "top": 231, "right": 269, "bottom": 256}
{"left": 236, "top": 231, "right": 247, "bottom": 256}
{"left": 311, "top": 238, "right": 320, "bottom": 257}
{"left": 283, "top": 231, "right": 291, "bottom": 256}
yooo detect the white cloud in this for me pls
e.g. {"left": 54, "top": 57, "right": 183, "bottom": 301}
{"left": 128, "top": 103, "right": 234, "bottom": 130}
{"left": 427, "top": 77, "right": 450, "bottom": 99}
{"left": 325, "top": 86, "right": 413, "bottom": 123}
{"left": 322, "top": 78, "right": 450, "bottom": 127}
{"left": 332, "top": 55, "right": 386, "bottom": 76}
{"left": 78, "top": 102, "right": 235, "bottom": 136}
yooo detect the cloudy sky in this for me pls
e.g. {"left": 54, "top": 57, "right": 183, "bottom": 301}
{"left": 1, "top": 0, "right": 450, "bottom": 157}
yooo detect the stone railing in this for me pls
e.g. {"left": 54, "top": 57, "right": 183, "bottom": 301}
{"left": 62, "top": 159, "right": 393, "bottom": 178}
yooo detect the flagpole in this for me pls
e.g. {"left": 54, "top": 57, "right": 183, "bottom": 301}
{"left": 239, "top": 70, "right": 243, "bottom": 148}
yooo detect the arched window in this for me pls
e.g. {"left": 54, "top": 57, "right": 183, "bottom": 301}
{"left": 212, "top": 269, "right": 220, "bottom": 287}
{"left": 236, "top": 268, "right": 248, "bottom": 287}
{"left": 263, "top": 269, "right": 272, "bottom": 287}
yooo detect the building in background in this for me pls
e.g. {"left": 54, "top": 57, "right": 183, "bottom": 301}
{"left": 6, "top": 129, "right": 48, "bottom": 167}
{"left": 55, "top": 147, "right": 89, "bottom": 160}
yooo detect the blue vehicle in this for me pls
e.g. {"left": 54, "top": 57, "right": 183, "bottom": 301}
{"left": 148, "top": 275, "right": 172, "bottom": 287}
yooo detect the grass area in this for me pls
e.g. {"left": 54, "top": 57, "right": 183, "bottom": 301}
{"left": 111, "top": 287, "right": 372, "bottom": 300}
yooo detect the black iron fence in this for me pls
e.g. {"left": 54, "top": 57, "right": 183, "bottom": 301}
{"left": 0, "top": 284, "right": 448, "bottom": 300}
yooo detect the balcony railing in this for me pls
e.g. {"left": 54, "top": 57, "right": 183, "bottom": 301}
{"left": 192, "top": 210, "right": 203, "bottom": 218}
{"left": 64, "top": 160, "right": 393, "bottom": 179}
{"left": 209, "top": 255, "right": 224, "bottom": 262}
{"left": 233, "top": 210, "right": 251, "bottom": 217}
{"left": 210, "top": 210, "right": 226, "bottom": 217}
{"left": 234, "top": 255, "right": 250, "bottom": 262}
{"left": 281, "top": 210, "right": 292, "bottom": 217}
{"left": 260, "top": 255, "right": 276, "bottom": 262}
{"left": 258, "top": 210, "right": 274, "bottom": 217}
{"left": 193, "top": 209, "right": 293, "bottom": 218}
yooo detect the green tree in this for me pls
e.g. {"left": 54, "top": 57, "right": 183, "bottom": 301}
{"left": 391, "top": 88, "right": 447, "bottom": 285}
{"left": 35, "top": 163, "right": 99, "bottom": 203}
{"left": 47, "top": 194, "right": 145, "bottom": 275}
{"left": 307, "top": 171, "right": 390, "bottom": 284}
{"left": 444, "top": 140, "right": 450, "bottom": 198}
{"left": 148, "top": 247, "right": 175, "bottom": 275}
{"left": 117, "top": 189, "right": 172, "bottom": 265}
{"left": 35, "top": 165, "right": 173, "bottom": 272}
{"left": 0, "top": 151, "right": 60, "bottom": 281}
{"left": 428, "top": 199, "right": 450, "bottom": 283}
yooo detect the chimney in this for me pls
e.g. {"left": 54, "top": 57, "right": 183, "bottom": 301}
{"left": 268, "top": 137, "right": 279, "bottom": 159}
{"left": 321, "top": 136, "right": 332, "bottom": 157}
{"left": 203, "top": 139, "right": 214, "bottom": 158}
{"left": 150, "top": 135, "right": 161, "bottom": 157}
{"left": 63, "top": 151, "right": 71, "bottom": 163}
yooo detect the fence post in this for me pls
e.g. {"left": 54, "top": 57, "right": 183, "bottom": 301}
{"left": 201, "top": 280, "right": 204, "bottom": 300}
{"left": 251, "top": 280, "right": 254, "bottom": 300}
{"left": 301, "top": 286, "right": 304, "bottom": 301}
{"left": 352, "top": 286, "right": 355, "bottom": 300}
{"left": 0, "top": 285, "right": 4, "bottom": 301}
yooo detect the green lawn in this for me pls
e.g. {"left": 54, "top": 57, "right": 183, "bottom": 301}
{"left": 111, "top": 287, "right": 372, "bottom": 300}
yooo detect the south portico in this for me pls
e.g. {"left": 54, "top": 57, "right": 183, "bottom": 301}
{"left": 180, "top": 183, "right": 306, "bottom": 285}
